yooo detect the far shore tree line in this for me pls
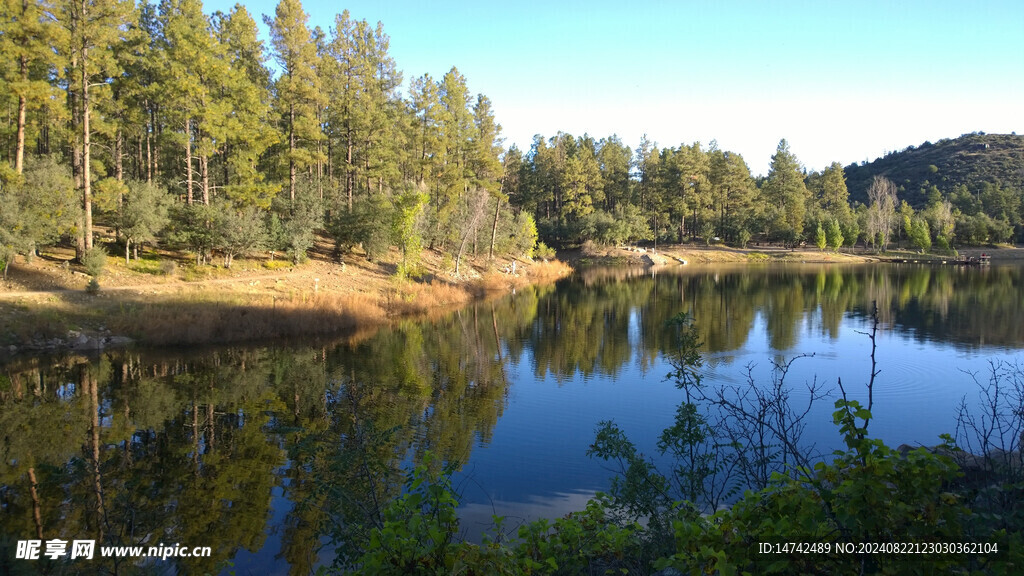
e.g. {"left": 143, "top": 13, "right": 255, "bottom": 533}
{"left": 2, "top": 0, "right": 1022, "bottom": 281}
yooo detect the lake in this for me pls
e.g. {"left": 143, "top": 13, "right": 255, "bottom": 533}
{"left": 2, "top": 263, "right": 1023, "bottom": 574}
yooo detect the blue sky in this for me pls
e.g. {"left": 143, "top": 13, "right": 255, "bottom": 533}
{"left": 205, "top": 0, "right": 1024, "bottom": 176}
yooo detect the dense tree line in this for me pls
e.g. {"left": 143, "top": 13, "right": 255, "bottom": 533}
{"left": 1, "top": 1, "right": 1020, "bottom": 280}
{"left": 0, "top": 0, "right": 532, "bottom": 277}
{"left": 511, "top": 132, "right": 1022, "bottom": 250}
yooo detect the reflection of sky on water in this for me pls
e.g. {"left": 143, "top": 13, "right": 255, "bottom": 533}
{"left": 452, "top": 291, "right": 1024, "bottom": 528}
{"left": 227, "top": 481, "right": 294, "bottom": 576}
{"left": 457, "top": 490, "right": 598, "bottom": 542}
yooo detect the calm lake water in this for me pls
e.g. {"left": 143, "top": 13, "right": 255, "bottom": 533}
{"left": 2, "top": 263, "right": 1023, "bottom": 574}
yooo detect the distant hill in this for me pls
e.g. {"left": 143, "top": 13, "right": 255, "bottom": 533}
{"left": 843, "top": 133, "right": 1024, "bottom": 207}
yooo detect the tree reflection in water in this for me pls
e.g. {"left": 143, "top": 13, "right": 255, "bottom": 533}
{"left": 2, "top": 264, "right": 1022, "bottom": 573}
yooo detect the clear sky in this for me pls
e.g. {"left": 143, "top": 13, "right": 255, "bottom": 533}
{"left": 204, "top": 0, "right": 1024, "bottom": 176}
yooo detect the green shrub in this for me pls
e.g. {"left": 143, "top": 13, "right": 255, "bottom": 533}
{"left": 159, "top": 259, "right": 178, "bottom": 276}
{"left": 81, "top": 246, "right": 107, "bottom": 278}
{"left": 534, "top": 241, "right": 556, "bottom": 261}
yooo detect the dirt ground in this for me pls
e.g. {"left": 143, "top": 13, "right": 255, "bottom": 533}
{"left": 0, "top": 233, "right": 571, "bottom": 347}
{"left": 568, "top": 243, "right": 1023, "bottom": 266}
{"left": 0, "top": 233, "right": 536, "bottom": 300}
{"left": 4, "top": 239, "right": 1019, "bottom": 300}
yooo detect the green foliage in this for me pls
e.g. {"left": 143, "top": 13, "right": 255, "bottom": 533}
{"left": 825, "top": 218, "right": 844, "bottom": 251}
{"left": 351, "top": 453, "right": 460, "bottom": 575}
{"left": 737, "top": 228, "right": 751, "bottom": 249}
{"left": 120, "top": 180, "right": 172, "bottom": 262}
{"left": 699, "top": 220, "right": 715, "bottom": 246}
{"left": 0, "top": 156, "right": 77, "bottom": 259}
{"left": 0, "top": 244, "right": 13, "bottom": 280}
{"left": 213, "top": 200, "right": 268, "bottom": 268}
{"left": 169, "top": 203, "right": 218, "bottom": 265}
{"left": 814, "top": 221, "right": 827, "bottom": 251}
{"left": 763, "top": 139, "right": 810, "bottom": 241}
{"left": 534, "top": 241, "right": 555, "bottom": 261}
{"left": 392, "top": 185, "right": 429, "bottom": 278}
{"left": 514, "top": 494, "right": 647, "bottom": 575}
{"left": 330, "top": 194, "right": 393, "bottom": 262}
{"left": 273, "top": 187, "right": 323, "bottom": 263}
{"left": 908, "top": 217, "right": 932, "bottom": 253}
{"left": 497, "top": 211, "right": 538, "bottom": 259}
{"left": 81, "top": 245, "right": 107, "bottom": 277}
{"left": 576, "top": 204, "right": 651, "bottom": 247}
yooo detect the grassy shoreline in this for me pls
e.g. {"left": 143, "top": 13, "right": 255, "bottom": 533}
{"left": 3, "top": 241, "right": 1019, "bottom": 352}
{"left": 0, "top": 243, "right": 572, "bottom": 351}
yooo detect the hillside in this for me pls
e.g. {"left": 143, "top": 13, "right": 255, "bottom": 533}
{"left": 843, "top": 133, "right": 1024, "bottom": 207}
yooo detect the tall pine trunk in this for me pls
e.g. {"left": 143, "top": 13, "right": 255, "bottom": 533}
{"left": 185, "top": 117, "right": 193, "bottom": 204}
{"left": 82, "top": 41, "right": 93, "bottom": 251}
{"left": 200, "top": 154, "right": 209, "bottom": 205}
{"left": 289, "top": 102, "right": 295, "bottom": 204}
{"left": 15, "top": 55, "right": 27, "bottom": 174}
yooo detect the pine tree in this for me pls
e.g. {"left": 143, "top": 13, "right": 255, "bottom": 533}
{"left": 160, "top": 0, "right": 229, "bottom": 205}
{"left": 265, "top": 0, "right": 324, "bottom": 204}
{"left": 322, "top": 11, "right": 401, "bottom": 207}
{"left": 596, "top": 135, "right": 632, "bottom": 211}
{"left": 709, "top": 148, "right": 754, "bottom": 243}
{"left": 57, "top": 0, "right": 134, "bottom": 254}
{"left": 0, "top": 0, "right": 61, "bottom": 173}
{"left": 763, "top": 138, "right": 810, "bottom": 242}
{"left": 438, "top": 67, "right": 474, "bottom": 208}
{"left": 826, "top": 218, "right": 844, "bottom": 251}
{"left": 213, "top": 4, "right": 277, "bottom": 208}
{"left": 820, "top": 161, "right": 851, "bottom": 221}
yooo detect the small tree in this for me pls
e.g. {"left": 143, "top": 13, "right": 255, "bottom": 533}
{"left": 169, "top": 203, "right": 218, "bottom": 266}
{"left": 392, "top": 184, "right": 429, "bottom": 278}
{"left": 866, "top": 176, "right": 898, "bottom": 251}
{"left": 826, "top": 218, "right": 844, "bottom": 252}
{"left": 273, "top": 187, "right": 323, "bottom": 264}
{"left": 737, "top": 229, "right": 751, "bottom": 249}
{"left": 214, "top": 201, "right": 268, "bottom": 268}
{"left": 0, "top": 244, "right": 15, "bottom": 280}
{"left": 82, "top": 245, "right": 107, "bottom": 278}
{"left": 0, "top": 157, "right": 77, "bottom": 262}
{"left": 815, "top": 221, "right": 827, "bottom": 251}
{"left": 700, "top": 220, "right": 715, "bottom": 246}
{"left": 120, "top": 181, "right": 172, "bottom": 263}
{"left": 908, "top": 217, "right": 931, "bottom": 253}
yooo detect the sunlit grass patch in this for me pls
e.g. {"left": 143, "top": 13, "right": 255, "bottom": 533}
{"left": 127, "top": 254, "right": 164, "bottom": 275}
{"left": 263, "top": 260, "right": 292, "bottom": 271}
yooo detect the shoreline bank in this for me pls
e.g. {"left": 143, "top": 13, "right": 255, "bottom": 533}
{"left": 0, "top": 245, "right": 571, "bottom": 354}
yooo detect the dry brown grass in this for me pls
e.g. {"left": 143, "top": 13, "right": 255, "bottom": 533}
{"left": 472, "top": 271, "right": 515, "bottom": 294}
{"left": 382, "top": 278, "right": 475, "bottom": 318}
{"left": 1, "top": 254, "right": 574, "bottom": 348}
{"left": 526, "top": 259, "right": 574, "bottom": 281}
{"left": 106, "top": 291, "right": 388, "bottom": 346}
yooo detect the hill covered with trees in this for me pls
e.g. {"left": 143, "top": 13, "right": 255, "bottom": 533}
{"left": 845, "top": 133, "right": 1024, "bottom": 207}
